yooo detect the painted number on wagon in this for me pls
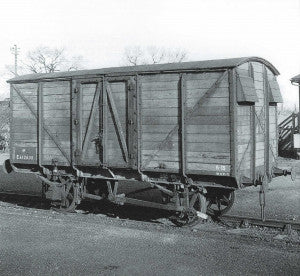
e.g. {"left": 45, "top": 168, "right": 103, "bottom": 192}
{"left": 215, "top": 165, "right": 230, "bottom": 176}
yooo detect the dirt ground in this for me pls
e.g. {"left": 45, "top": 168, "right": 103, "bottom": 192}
{"left": 0, "top": 153, "right": 300, "bottom": 275}
{"left": 227, "top": 157, "right": 300, "bottom": 222}
{"left": 0, "top": 198, "right": 299, "bottom": 275}
{"left": 228, "top": 174, "right": 300, "bottom": 222}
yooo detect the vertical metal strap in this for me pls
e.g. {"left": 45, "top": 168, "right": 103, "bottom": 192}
{"left": 275, "top": 103, "right": 278, "bottom": 159}
{"left": 71, "top": 79, "right": 77, "bottom": 166}
{"left": 127, "top": 79, "right": 133, "bottom": 166}
{"left": 127, "top": 77, "right": 138, "bottom": 168}
{"left": 99, "top": 78, "right": 107, "bottom": 166}
{"left": 136, "top": 75, "right": 142, "bottom": 171}
{"left": 75, "top": 81, "right": 82, "bottom": 163}
{"left": 263, "top": 66, "right": 270, "bottom": 176}
{"left": 180, "top": 73, "right": 187, "bottom": 176}
{"left": 248, "top": 62, "right": 256, "bottom": 180}
{"left": 229, "top": 69, "right": 237, "bottom": 177}
{"left": 37, "top": 82, "right": 43, "bottom": 166}
{"left": 103, "top": 80, "right": 108, "bottom": 166}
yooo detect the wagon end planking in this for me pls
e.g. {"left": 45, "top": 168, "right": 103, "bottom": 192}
{"left": 4, "top": 57, "right": 295, "bottom": 225}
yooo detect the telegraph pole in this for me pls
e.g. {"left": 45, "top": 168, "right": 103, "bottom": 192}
{"left": 10, "top": 44, "right": 20, "bottom": 76}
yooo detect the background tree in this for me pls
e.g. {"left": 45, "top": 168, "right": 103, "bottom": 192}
{"left": 123, "top": 46, "right": 188, "bottom": 66}
{"left": 4, "top": 46, "right": 84, "bottom": 77}
{"left": 24, "top": 46, "right": 84, "bottom": 73}
{"left": 124, "top": 46, "right": 144, "bottom": 66}
{"left": 0, "top": 100, "right": 10, "bottom": 150}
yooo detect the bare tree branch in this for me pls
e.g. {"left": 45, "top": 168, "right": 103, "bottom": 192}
{"left": 67, "top": 55, "right": 84, "bottom": 71}
{"left": 123, "top": 46, "right": 188, "bottom": 66}
{"left": 166, "top": 49, "right": 188, "bottom": 63}
{"left": 124, "top": 46, "right": 144, "bottom": 66}
{"left": 4, "top": 65, "right": 16, "bottom": 76}
{"left": 23, "top": 46, "right": 84, "bottom": 74}
{"left": 147, "top": 46, "right": 166, "bottom": 64}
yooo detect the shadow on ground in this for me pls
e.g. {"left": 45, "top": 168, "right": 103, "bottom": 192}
{"left": 0, "top": 192, "right": 170, "bottom": 224}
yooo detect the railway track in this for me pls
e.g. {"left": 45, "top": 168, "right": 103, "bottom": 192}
{"left": 0, "top": 191, "right": 299, "bottom": 232}
{"left": 220, "top": 214, "right": 300, "bottom": 232}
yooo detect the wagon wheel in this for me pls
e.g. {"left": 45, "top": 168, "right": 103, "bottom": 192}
{"left": 206, "top": 190, "right": 235, "bottom": 217}
{"left": 170, "top": 192, "right": 207, "bottom": 227}
{"left": 60, "top": 180, "right": 78, "bottom": 212}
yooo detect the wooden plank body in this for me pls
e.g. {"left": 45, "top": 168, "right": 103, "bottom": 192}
{"left": 235, "top": 62, "right": 279, "bottom": 184}
{"left": 9, "top": 58, "right": 281, "bottom": 188}
{"left": 140, "top": 71, "right": 231, "bottom": 175}
{"left": 11, "top": 81, "right": 71, "bottom": 166}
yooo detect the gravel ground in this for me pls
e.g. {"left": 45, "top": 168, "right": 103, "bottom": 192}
{"left": 0, "top": 200, "right": 299, "bottom": 276}
{"left": 228, "top": 158, "right": 300, "bottom": 222}
{"left": 228, "top": 175, "right": 300, "bottom": 222}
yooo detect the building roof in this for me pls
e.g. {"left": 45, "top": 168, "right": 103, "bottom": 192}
{"left": 291, "top": 74, "right": 300, "bottom": 84}
{"left": 0, "top": 100, "right": 9, "bottom": 105}
{"left": 7, "top": 56, "right": 280, "bottom": 83}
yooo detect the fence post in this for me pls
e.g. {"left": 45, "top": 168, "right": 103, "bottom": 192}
{"left": 291, "top": 113, "right": 295, "bottom": 155}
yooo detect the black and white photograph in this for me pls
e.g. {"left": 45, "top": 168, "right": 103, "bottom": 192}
{"left": 0, "top": 0, "right": 299, "bottom": 275}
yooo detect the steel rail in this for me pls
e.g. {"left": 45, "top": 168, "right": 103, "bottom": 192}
{"left": 220, "top": 214, "right": 300, "bottom": 231}
{"left": 0, "top": 191, "right": 40, "bottom": 197}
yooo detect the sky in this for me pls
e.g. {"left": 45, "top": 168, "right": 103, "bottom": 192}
{"left": 0, "top": 0, "right": 299, "bottom": 108}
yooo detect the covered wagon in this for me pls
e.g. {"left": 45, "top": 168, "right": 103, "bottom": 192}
{"left": 4, "top": 57, "right": 293, "bottom": 225}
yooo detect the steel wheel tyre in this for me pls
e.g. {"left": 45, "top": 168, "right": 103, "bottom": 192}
{"left": 206, "top": 190, "right": 235, "bottom": 217}
{"left": 170, "top": 192, "right": 206, "bottom": 227}
{"left": 60, "top": 181, "right": 78, "bottom": 212}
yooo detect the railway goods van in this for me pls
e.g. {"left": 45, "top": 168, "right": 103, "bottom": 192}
{"left": 4, "top": 57, "right": 294, "bottom": 225}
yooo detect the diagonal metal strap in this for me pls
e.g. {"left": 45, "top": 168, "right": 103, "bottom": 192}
{"left": 237, "top": 138, "right": 251, "bottom": 172}
{"left": 106, "top": 82, "right": 129, "bottom": 163}
{"left": 141, "top": 70, "right": 229, "bottom": 169}
{"left": 238, "top": 101, "right": 277, "bottom": 172}
{"left": 81, "top": 82, "right": 101, "bottom": 159}
{"left": 237, "top": 106, "right": 264, "bottom": 171}
{"left": 12, "top": 84, "right": 71, "bottom": 164}
{"left": 255, "top": 110, "right": 276, "bottom": 160}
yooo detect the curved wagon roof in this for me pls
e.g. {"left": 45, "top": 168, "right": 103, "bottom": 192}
{"left": 291, "top": 74, "right": 300, "bottom": 84}
{"left": 8, "top": 56, "right": 279, "bottom": 83}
